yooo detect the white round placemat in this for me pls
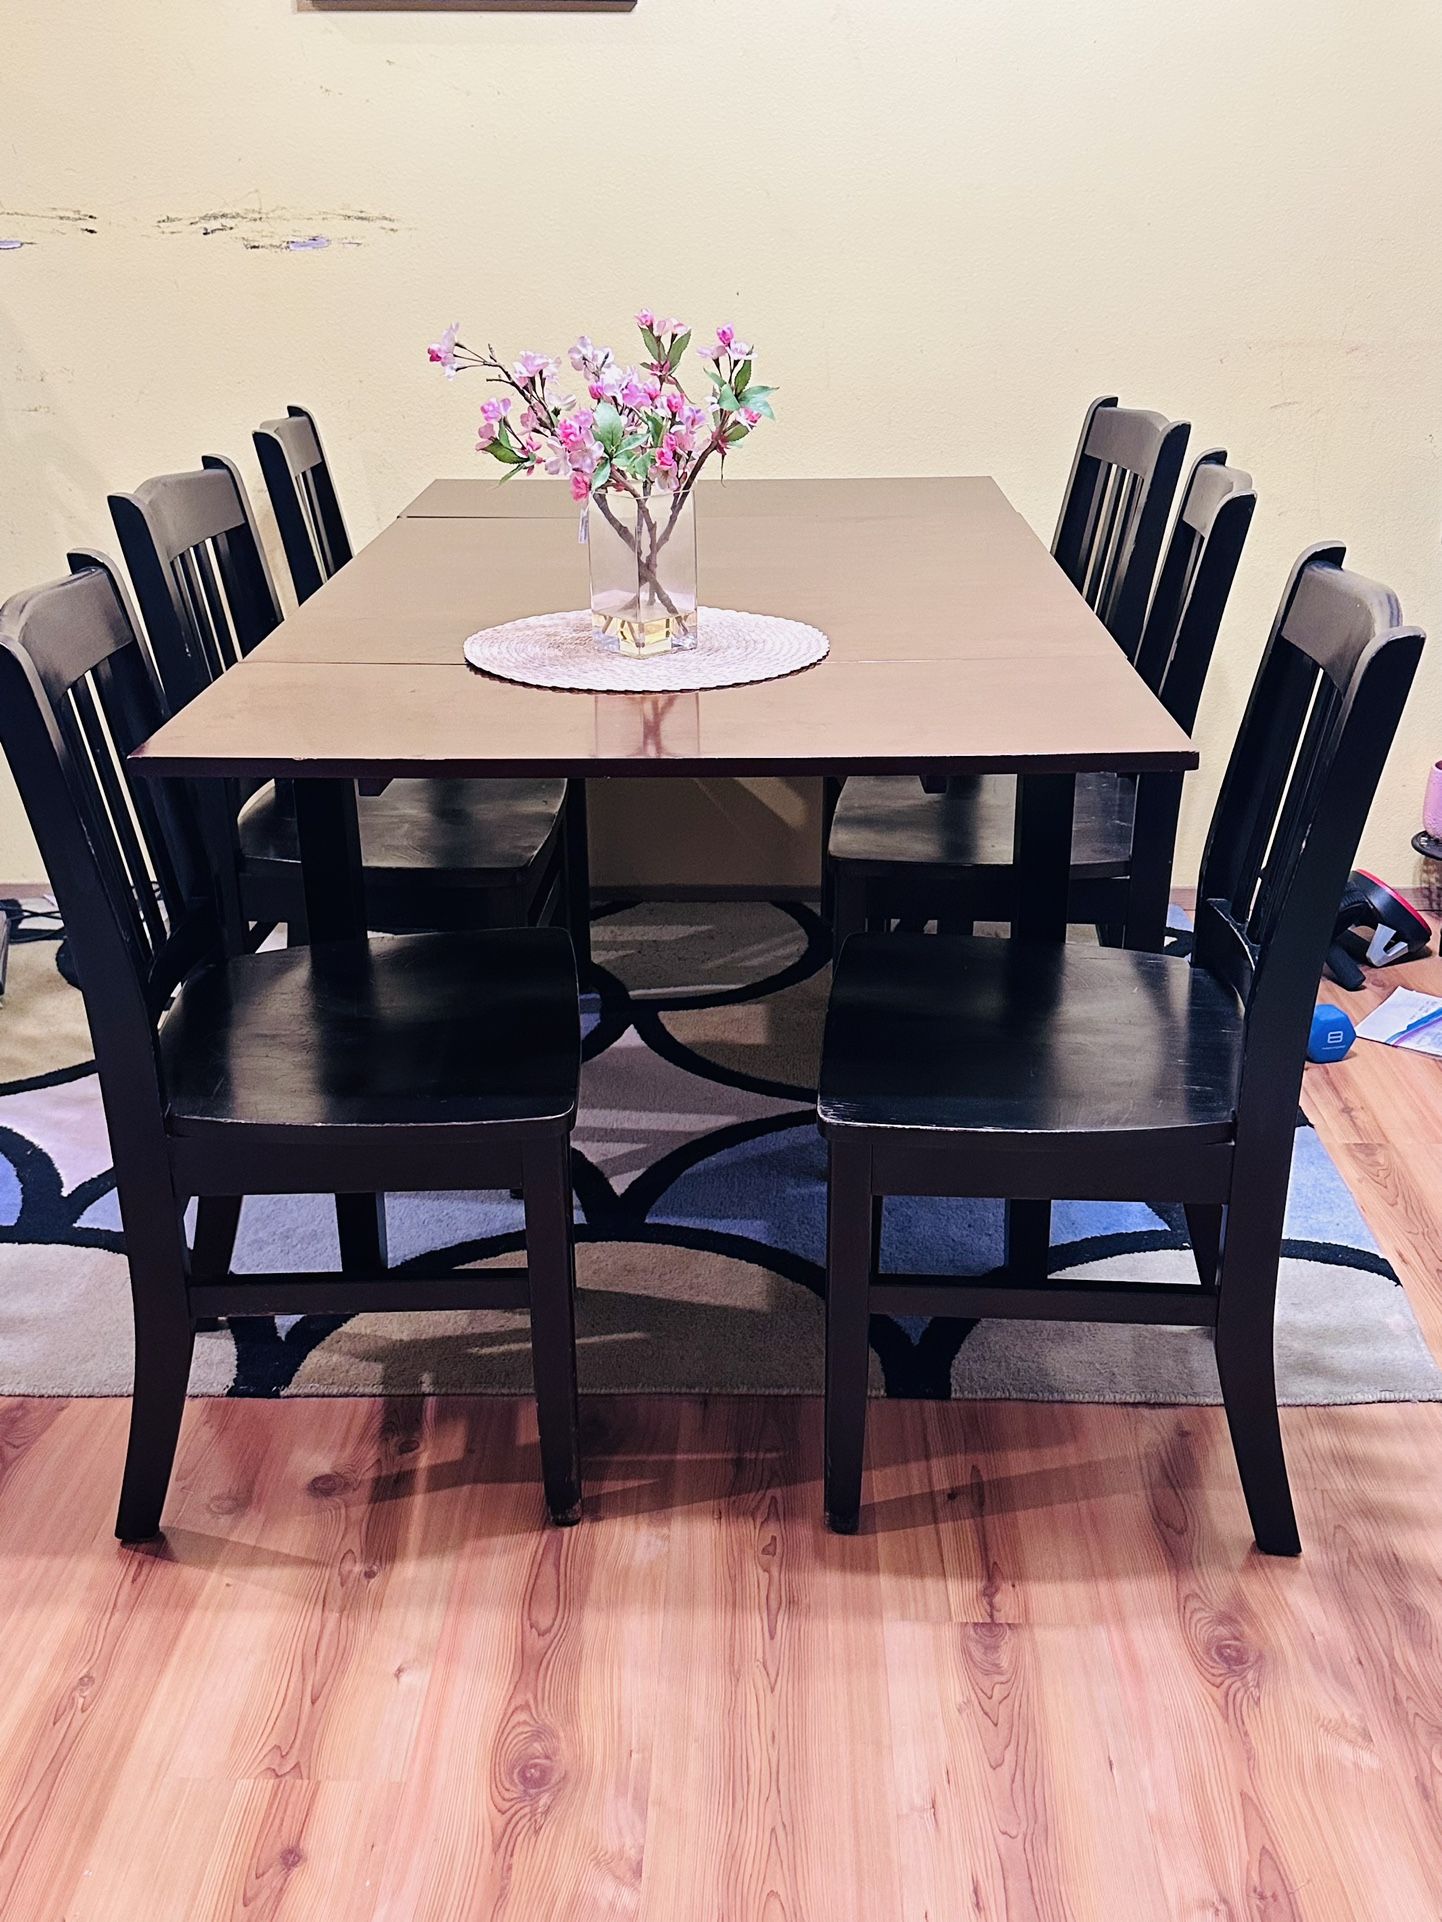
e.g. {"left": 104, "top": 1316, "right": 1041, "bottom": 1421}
{"left": 462, "top": 606, "right": 829, "bottom": 692}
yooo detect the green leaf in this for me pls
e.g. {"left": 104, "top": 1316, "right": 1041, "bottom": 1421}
{"left": 594, "top": 400, "right": 625, "bottom": 455}
{"left": 487, "top": 441, "right": 528, "bottom": 465}
{"left": 704, "top": 365, "right": 723, "bottom": 387}
{"left": 640, "top": 324, "right": 664, "bottom": 364}
{"left": 649, "top": 413, "right": 666, "bottom": 446}
{"left": 671, "top": 328, "right": 692, "bottom": 364}
{"left": 591, "top": 458, "right": 611, "bottom": 489}
{"left": 724, "top": 422, "right": 749, "bottom": 444}
{"left": 737, "top": 383, "right": 775, "bottom": 404}
{"left": 733, "top": 358, "right": 752, "bottom": 393}
{"left": 717, "top": 384, "right": 740, "bottom": 413}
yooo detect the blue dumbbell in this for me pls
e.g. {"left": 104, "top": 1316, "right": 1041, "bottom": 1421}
{"left": 1307, "top": 1002, "right": 1356, "bottom": 1063}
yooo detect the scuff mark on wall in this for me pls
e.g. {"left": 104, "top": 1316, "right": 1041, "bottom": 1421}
{"left": 155, "top": 204, "right": 400, "bottom": 249}
{"left": 0, "top": 207, "right": 99, "bottom": 241}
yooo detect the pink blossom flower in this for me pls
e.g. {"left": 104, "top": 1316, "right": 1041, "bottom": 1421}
{"left": 570, "top": 471, "right": 591, "bottom": 502}
{"left": 635, "top": 309, "right": 656, "bottom": 331}
{"left": 480, "top": 396, "right": 512, "bottom": 425}
{"left": 705, "top": 325, "right": 753, "bottom": 361}
{"left": 657, "top": 317, "right": 686, "bottom": 336}
{"left": 557, "top": 410, "right": 595, "bottom": 452}
{"left": 664, "top": 391, "right": 686, "bottom": 417}
{"left": 620, "top": 378, "right": 650, "bottom": 409}
{"left": 475, "top": 422, "right": 497, "bottom": 450}
{"left": 512, "top": 351, "right": 559, "bottom": 383}
{"left": 428, "top": 322, "right": 462, "bottom": 375}
{"left": 589, "top": 362, "right": 630, "bottom": 400}
{"left": 741, "top": 409, "right": 761, "bottom": 427}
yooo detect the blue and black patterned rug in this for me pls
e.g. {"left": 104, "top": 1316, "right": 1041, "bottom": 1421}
{"left": 1, "top": 898, "right": 1438, "bottom": 1405}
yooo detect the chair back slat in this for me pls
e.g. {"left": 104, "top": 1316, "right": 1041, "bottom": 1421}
{"left": 110, "top": 462, "right": 281, "bottom": 714}
{"left": 66, "top": 550, "right": 207, "bottom": 925}
{"left": 1133, "top": 451, "right": 1256, "bottom": 731}
{"left": 0, "top": 563, "right": 223, "bottom": 1082}
{"left": 1193, "top": 546, "right": 1423, "bottom": 1093}
{"left": 253, "top": 405, "right": 353, "bottom": 605}
{"left": 1053, "top": 397, "right": 1190, "bottom": 659}
{"left": 68, "top": 674, "right": 170, "bottom": 951}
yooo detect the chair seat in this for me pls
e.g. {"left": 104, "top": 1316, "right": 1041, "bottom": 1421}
{"left": 819, "top": 933, "right": 1243, "bottom": 1144}
{"left": 238, "top": 778, "right": 567, "bottom": 886}
{"left": 828, "top": 772, "right": 1135, "bottom": 879}
{"left": 160, "top": 929, "right": 580, "bottom": 1137}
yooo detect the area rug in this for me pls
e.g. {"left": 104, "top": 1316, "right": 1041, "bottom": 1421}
{"left": 0, "top": 898, "right": 1438, "bottom": 1406}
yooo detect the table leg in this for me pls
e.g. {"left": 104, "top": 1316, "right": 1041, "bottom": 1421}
{"left": 292, "top": 781, "right": 385, "bottom": 1272}
{"left": 1012, "top": 771, "right": 1075, "bottom": 942}
{"left": 1007, "top": 771, "right": 1076, "bottom": 1276}
{"left": 1121, "top": 772, "right": 1182, "bottom": 954}
{"left": 292, "top": 778, "right": 367, "bottom": 944}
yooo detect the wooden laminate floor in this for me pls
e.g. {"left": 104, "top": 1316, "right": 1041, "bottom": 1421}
{"left": 3, "top": 951, "right": 1442, "bottom": 1920}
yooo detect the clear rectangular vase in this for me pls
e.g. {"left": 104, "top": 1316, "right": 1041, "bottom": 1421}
{"left": 588, "top": 486, "right": 698, "bottom": 656}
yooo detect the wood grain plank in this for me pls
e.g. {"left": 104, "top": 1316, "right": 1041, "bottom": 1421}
{"left": 640, "top": 1397, "right": 904, "bottom": 1921}
{"left": 373, "top": 1397, "right": 670, "bottom": 1920}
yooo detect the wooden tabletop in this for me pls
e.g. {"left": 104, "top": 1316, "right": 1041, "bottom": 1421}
{"left": 131, "top": 477, "right": 1197, "bottom": 782}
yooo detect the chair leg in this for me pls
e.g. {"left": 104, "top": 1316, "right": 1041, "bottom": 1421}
{"left": 825, "top": 1137, "right": 875, "bottom": 1534}
{"left": 190, "top": 1194, "right": 242, "bottom": 1332}
{"left": 336, "top": 1195, "right": 388, "bottom": 1273}
{"left": 522, "top": 1136, "right": 582, "bottom": 1525}
{"left": 1184, "top": 1202, "right": 1223, "bottom": 1289}
{"left": 819, "top": 776, "right": 843, "bottom": 931}
{"left": 191, "top": 1195, "right": 241, "bottom": 1281}
{"left": 116, "top": 1282, "right": 195, "bottom": 1543}
{"left": 563, "top": 780, "right": 592, "bottom": 980}
{"left": 1005, "top": 1200, "right": 1051, "bottom": 1279}
{"left": 832, "top": 870, "right": 868, "bottom": 955}
{"left": 1213, "top": 1195, "right": 1301, "bottom": 1556}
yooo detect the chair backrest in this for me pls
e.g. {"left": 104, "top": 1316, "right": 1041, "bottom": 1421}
{"left": 1133, "top": 450, "right": 1256, "bottom": 732}
{"left": 1194, "top": 546, "right": 1423, "bottom": 1131}
{"left": 1052, "top": 396, "right": 1191, "bottom": 660}
{"left": 109, "top": 458, "right": 282, "bottom": 713}
{"left": 0, "top": 559, "right": 220, "bottom": 1102}
{"left": 253, "top": 405, "right": 353, "bottom": 604}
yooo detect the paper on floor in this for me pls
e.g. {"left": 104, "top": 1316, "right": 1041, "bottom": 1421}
{"left": 1355, "top": 985, "right": 1442, "bottom": 1055}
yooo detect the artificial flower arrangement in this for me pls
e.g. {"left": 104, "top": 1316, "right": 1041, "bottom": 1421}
{"left": 429, "top": 311, "right": 774, "bottom": 656}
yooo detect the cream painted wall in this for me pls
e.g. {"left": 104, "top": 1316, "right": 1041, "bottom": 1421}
{"left": 2, "top": 0, "right": 1439, "bottom": 890}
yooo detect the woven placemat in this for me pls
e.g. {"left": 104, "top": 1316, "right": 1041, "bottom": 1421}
{"left": 463, "top": 606, "right": 829, "bottom": 692}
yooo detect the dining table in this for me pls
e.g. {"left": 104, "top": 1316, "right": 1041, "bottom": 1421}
{"left": 128, "top": 474, "right": 1197, "bottom": 1276}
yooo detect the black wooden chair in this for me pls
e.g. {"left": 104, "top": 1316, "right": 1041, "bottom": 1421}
{"left": 819, "top": 396, "right": 1191, "bottom": 928}
{"left": 253, "top": 406, "right": 594, "bottom": 972}
{"left": 818, "top": 545, "right": 1423, "bottom": 1552}
{"left": 828, "top": 451, "right": 1255, "bottom": 951}
{"left": 252, "top": 405, "right": 352, "bottom": 606}
{"left": 110, "top": 457, "right": 569, "bottom": 937}
{"left": 0, "top": 558, "right": 585, "bottom": 1539}
{"left": 1052, "top": 395, "right": 1191, "bottom": 659}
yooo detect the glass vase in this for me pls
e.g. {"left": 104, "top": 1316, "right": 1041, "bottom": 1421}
{"left": 588, "top": 486, "right": 698, "bottom": 656}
